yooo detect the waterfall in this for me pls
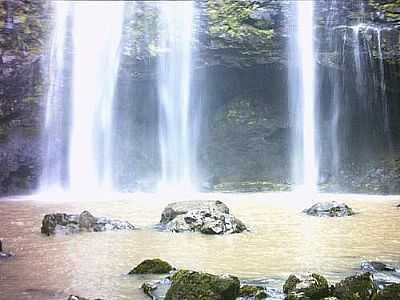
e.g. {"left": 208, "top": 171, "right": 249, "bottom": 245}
{"left": 41, "top": 1, "right": 124, "bottom": 194}
{"left": 41, "top": 2, "right": 70, "bottom": 192}
{"left": 157, "top": 1, "right": 197, "bottom": 193}
{"left": 289, "top": 1, "right": 318, "bottom": 192}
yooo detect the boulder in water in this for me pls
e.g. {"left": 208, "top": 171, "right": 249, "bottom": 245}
{"left": 283, "top": 273, "right": 330, "bottom": 300}
{"left": 303, "top": 201, "right": 354, "bottom": 217}
{"left": 41, "top": 211, "right": 134, "bottom": 235}
{"left": 129, "top": 259, "right": 173, "bottom": 274}
{"left": 165, "top": 270, "right": 240, "bottom": 300}
{"left": 361, "top": 261, "right": 400, "bottom": 286}
{"left": 160, "top": 200, "right": 247, "bottom": 234}
{"left": 239, "top": 285, "right": 268, "bottom": 299}
{"left": 160, "top": 200, "right": 229, "bottom": 224}
{"left": 0, "top": 240, "right": 14, "bottom": 258}
{"left": 333, "top": 273, "right": 377, "bottom": 300}
{"left": 67, "top": 296, "right": 104, "bottom": 300}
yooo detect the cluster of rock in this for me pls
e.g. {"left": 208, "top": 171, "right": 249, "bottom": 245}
{"left": 67, "top": 258, "right": 400, "bottom": 300}
{"left": 40, "top": 211, "right": 135, "bottom": 236}
{"left": 283, "top": 271, "right": 400, "bottom": 300}
{"left": 303, "top": 201, "right": 354, "bottom": 217}
{"left": 159, "top": 200, "right": 247, "bottom": 234}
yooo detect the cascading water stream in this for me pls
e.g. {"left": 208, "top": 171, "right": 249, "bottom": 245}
{"left": 41, "top": 2, "right": 69, "bottom": 192}
{"left": 41, "top": 1, "right": 124, "bottom": 195}
{"left": 157, "top": 1, "right": 197, "bottom": 193}
{"left": 290, "top": 1, "right": 318, "bottom": 193}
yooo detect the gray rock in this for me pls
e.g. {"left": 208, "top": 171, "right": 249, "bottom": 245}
{"left": 283, "top": 273, "right": 330, "bottom": 300}
{"left": 160, "top": 201, "right": 247, "bottom": 235}
{"left": 303, "top": 201, "right": 354, "bottom": 217}
{"left": 0, "top": 240, "right": 14, "bottom": 258}
{"left": 67, "top": 296, "right": 104, "bottom": 300}
{"left": 41, "top": 211, "right": 135, "bottom": 236}
{"left": 160, "top": 200, "right": 229, "bottom": 224}
{"left": 142, "top": 278, "right": 172, "bottom": 300}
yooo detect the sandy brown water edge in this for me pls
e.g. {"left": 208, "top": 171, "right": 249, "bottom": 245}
{"left": 0, "top": 192, "right": 399, "bottom": 300}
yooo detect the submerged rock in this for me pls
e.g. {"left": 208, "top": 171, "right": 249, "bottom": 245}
{"left": 283, "top": 273, "right": 330, "bottom": 300}
{"left": 303, "top": 201, "right": 354, "bottom": 217}
{"left": 361, "top": 262, "right": 396, "bottom": 273}
{"left": 333, "top": 272, "right": 377, "bottom": 300}
{"left": 361, "top": 261, "right": 400, "bottom": 286}
{"left": 0, "top": 240, "right": 14, "bottom": 258}
{"left": 142, "top": 278, "right": 172, "bottom": 300}
{"left": 67, "top": 296, "right": 104, "bottom": 300}
{"left": 238, "top": 285, "right": 268, "bottom": 299}
{"left": 129, "top": 259, "right": 173, "bottom": 274}
{"left": 160, "top": 200, "right": 247, "bottom": 234}
{"left": 165, "top": 270, "right": 240, "bottom": 300}
{"left": 41, "top": 211, "right": 134, "bottom": 235}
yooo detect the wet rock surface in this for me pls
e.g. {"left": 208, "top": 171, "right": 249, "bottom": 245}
{"left": 0, "top": 240, "right": 14, "bottom": 258}
{"left": 283, "top": 273, "right": 330, "bottom": 300}
{"left": 129, "top": 259, "right": 173, "bottom": 275}
{"left": 160, "top": 200, "right": 247, "bottom": 234}
{"left": 333, "top": 272, "right": 378, "bottom": 300}
{"left": 361, "top": 261, "right": 400, "bottom": 287}
{"left": 67, "top": 296, "right": 104, "bottom": 300}
{"left": 165, "top": 270, "right": 240, "bottom": 300}
{"left": 374, "top": 283, "right": 400, "bottom": 300}
{"left": 41, "top": 211, "right": 135, "bottom": 235}
{"left": 303, "top": 201, "right": 354, "bottom": 217}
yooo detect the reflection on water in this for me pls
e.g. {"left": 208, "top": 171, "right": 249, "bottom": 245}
{"left": 0, "top": 193, "right": 399, "bottom": 299}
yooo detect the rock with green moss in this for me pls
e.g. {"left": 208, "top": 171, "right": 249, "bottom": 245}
{"left": 333, "top": 273, "right": 378, "bottom": 300}
{"left": 165, "top": 270, "right": 240, "bottom": 300}
{"left": 373, "top": 283, "right": 400, "bottom": 300}
{"left": 283, "top": 273, "right": 330, "bottom": 300}
{"left": 239, "top": 285, "right": 268, "bottom": 299}
{"left": 129, "top": 259, "right": 173, "bottom": 274}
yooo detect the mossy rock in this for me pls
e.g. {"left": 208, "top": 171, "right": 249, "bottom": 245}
{"left": 239, "top": 285, "right": 268, "bottom": 299}
{"left": 283, "top": 273, "right": 330, "bottom": 300}
{"left": 128, "top": 259, "right": 173, "bottom": 274}
{"left": 333, "top": 273, "right": 378, "bottom": 300}
{"left": 165, "top": 270, "right": 240, "bottom": 300}
{"left": 373, "top": 283, "right": 400, "bottom": 300}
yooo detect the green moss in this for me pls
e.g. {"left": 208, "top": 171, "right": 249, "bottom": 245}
{"left": 165, "top": 270, "right": 240, "bottom": 300}
{"left": 239, "top": 285, "right": 268, "bottom": 299}
{"left": 333, "top": 273, "right": 378, "bottom": 300}
{"left": 369, "top": 0, "right": 400, "bottom": 21}
{"left": 372, "top": 283, "right": 400, "bottom": 300}
{"left": 128, "top": 259, "right": 173, "bottom": 274}
{"left": 208, "top": 0, "right": 273, "bottom": 44}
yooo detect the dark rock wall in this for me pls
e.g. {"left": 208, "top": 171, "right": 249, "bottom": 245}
{"left": 0, "top": 0, "right": 49, "bottom": 195}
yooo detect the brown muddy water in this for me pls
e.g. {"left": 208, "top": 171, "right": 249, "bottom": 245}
{"left": 0, "top": 192, "right": 399, "bottom": 300}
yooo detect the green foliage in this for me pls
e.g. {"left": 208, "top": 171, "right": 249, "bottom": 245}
{"left": 369, "top": 0, "right": 400, "bottom": 21}
{"left": 208, "top": 0, "right": 274, "bottom": 45}
{"left": 0, "top": 1, "right": 49, "bottom": 56}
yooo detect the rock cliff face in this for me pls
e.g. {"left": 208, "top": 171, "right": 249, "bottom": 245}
{"left": 1, "top": 0, "right": 400, "bottom": 195}
{"left": 0, "top": 0, "right": 49, "bottom": 195}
